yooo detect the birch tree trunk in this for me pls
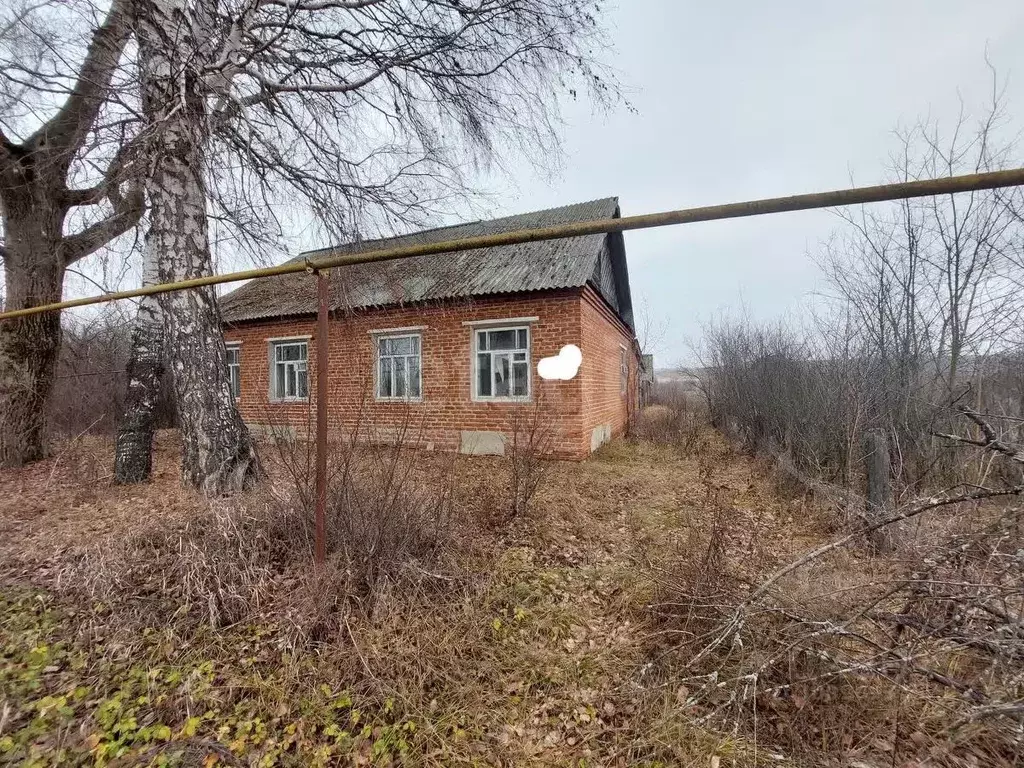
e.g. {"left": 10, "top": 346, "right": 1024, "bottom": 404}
{"left": 134, "top": 0, "right": 258, "bottom": 493}
{"left": 113, "top": 251, "right": 164, "bottom": 483}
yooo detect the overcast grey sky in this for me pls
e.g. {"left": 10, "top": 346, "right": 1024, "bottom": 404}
{"left": 51, "top": 1, "right": 1024, "bottom": 362}
{"left": 475, "top": 0, "right": 1024, "bottom": 366}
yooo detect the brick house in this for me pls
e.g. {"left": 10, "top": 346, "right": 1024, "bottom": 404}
{"left": 220, "top": 198, "right": 641, "bottom": 459}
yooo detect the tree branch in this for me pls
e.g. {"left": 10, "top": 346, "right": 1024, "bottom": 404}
{"left": 61, "top": 185, "right": 144, "bottom": 265}
{"left": 61, "top": 130, "right": 145, "bottom": 209}
{"left": 747, "top": 486, "right": 1024, "bottom": 604}
{"left": 933, "top": 406, "right": 1024, "bottom": 465}
{"left": 24, "top": 0, "right": 130, "bottom": 160}
{"left": 260, "top": 0, "right": 383, "bottom": 10}
{"left": 960, "top": 406, "right": 1024, "bottom": 463}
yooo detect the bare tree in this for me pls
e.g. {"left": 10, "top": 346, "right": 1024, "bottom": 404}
{"left": 0, "top": 0, "right": 143, "bottom": 467}
{"left": 918, "top": 99, "right": 1022, "bottom": 391}
{"left": 635, "top": 296, "right": 669, "bottom": 358}
{"left": 810, "top": 87, "right": 1024, "bottom": 489}
{"left": 114, "top": 0, "right": 618, "bottom": 488}
{"left": 823, "top": 87, "right": 1022, "bottom": 390}
{"left": 119, "top": 0, "right": 260, "bottom": 492}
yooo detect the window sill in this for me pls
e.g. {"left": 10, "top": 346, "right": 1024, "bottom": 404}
{"left": 375, "top": 397, "right": 424, "bottom": 404}
{"left": 472, "top": 397, "right": 532, "bottom": 404}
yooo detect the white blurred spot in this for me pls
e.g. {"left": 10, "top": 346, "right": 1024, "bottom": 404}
{"left": 537, "top": 344, "right": 583, "bottom": 380}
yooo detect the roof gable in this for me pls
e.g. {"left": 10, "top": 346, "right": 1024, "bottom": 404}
{"left": 221, "top": 198, "right": 633, "bottom": 327}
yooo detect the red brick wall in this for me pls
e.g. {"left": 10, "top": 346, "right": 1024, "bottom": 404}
{"left": 224, "top": 291, "right": 591, "bottom": 458}
{"left": 579, "top": 286, "right": 641, "bottom": 453}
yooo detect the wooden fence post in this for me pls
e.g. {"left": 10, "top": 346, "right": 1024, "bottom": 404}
{"left": 863, "top": 428, "right": 894, "bottom": 553}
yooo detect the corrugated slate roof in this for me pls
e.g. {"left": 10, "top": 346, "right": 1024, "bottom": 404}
{"left": 220, "top": 198, "right": 622, "bottom": 324}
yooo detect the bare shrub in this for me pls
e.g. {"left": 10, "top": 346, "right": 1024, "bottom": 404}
{"left": 697, "top": 316, "right": 863, "bottom": 477}
{"left": 257, "top": 389, "right": 459, "bottom": 602}
{"left": 47, "top": 310, "right": 176, "bottom": 440}
{"left": 326, "top": 445, "right": 456, "bottom": 608}
{"left": 62, "top": 400, "right": 458, "bottom": 636}
{"left": 502, "top": 401, "right": 554, "bottom": 523}
{"left": 632, "top": 381, "right": 706, "bottom": 455}
{"left": 698, "top": 314, "right": 1024, "bottom": 500}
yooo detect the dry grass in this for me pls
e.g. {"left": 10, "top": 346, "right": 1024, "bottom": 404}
{"left": 46, "top": 435, "right": 464, "bottom": 642}
{"left": 631, "top": 388, "right": 707, "bottom": 456}
{"left": 1, "top": 419, "right": 1020, "bottom": 766}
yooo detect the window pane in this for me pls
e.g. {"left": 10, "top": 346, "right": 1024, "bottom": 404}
{"left": 477, "top": 353, "right": 491, "bottom": 396}
{"left": 387, "top": 336, "right": 415, "bottom": 355}
{"left": 275, "top": 363, "right": 285, "bottom": 398}
{"left": 226, "top": 348, "right": 238, "bottom": 364}
{"left": 379, "top": 337, "right": 392, "bottom": 356}
{"left": 513, "top": 361, "right": 528, "bottom": 396}
{"left": 297, "top": 365, "right": 308, "bottom": 398}
{"left": 513, "top": 351, "right": 526, "bottom": 363}
{"left": 298, "top": 343, "right": 307, "bottom": 361}
{"left": 489, "top": 329, "right": 517, "bottom": 350}
{"left": 517, "top": 329, "right": 527, "bottom": 349}
{"left": 394, "top": 357, "right": 406, "bottom": 398}
{"left": 411, "top": 336, "right": 420, "bottom": 354}
{"left": 230, "top": 368, "right": 240, "bottom": 398}
{"left": 286, "top": 365, "right": 296, "bottom": 397}
{"left": 477, "top": 331, "right": 487, "bottom": 351}
{"left": 408, "top": 356, "right": 421, "bottom": 397}
{"left": 494, "top": 353, "right": 511, "bottom": 397}
{"left": 379, "top": 357, "right": 392, "bottom": 397}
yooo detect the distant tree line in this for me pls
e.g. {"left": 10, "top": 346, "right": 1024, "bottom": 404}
{"left": 697, "top": 92, "right": 1024, "bottom": 498}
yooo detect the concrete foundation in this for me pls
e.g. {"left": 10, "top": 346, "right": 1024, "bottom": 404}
{"left": 460, "top": 430, "right": 507, "bottom": 456}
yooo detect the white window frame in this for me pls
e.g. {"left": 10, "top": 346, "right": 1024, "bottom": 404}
{"left": 375, "top": 332, "right": 423, "bottom": 402}
{"left": 225, "top": 343, "right": 241, "bottom": 400}
{"left": 269, "top": 338, "right": 309, "bottom": 402}
{"left": 472, "top": 325, "right": 532, "bottom": 402}
{"left": 461, "top": 316, "right": 539, "bottom": 328}
{"left": 620, "top": 345, "right": 629, "bottom": 396}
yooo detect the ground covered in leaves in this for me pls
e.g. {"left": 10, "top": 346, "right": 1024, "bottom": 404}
{"left": 0, "top": 428, "right": 1014, "bottom": 766}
